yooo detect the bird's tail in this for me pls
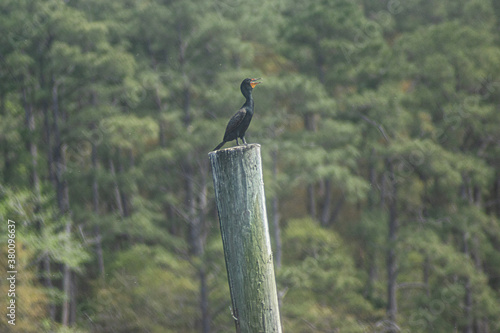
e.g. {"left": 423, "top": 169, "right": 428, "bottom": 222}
{"left": 213, "top": 141, "right": 225, "bottom": 151}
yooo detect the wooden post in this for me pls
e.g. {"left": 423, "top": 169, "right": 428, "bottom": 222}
{"left": 209, "top": 144, "right": 282, "bottom": 333}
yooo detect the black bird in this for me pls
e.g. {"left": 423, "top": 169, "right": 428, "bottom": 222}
{"left": 213, "top": 78, "right": 261, "bottom": 150}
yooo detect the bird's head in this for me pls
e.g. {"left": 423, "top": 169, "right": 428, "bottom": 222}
{"left": 249, "top": 78, "right": 261, "bottom": 88}
{"left": 242, "top": 78, "right": 261, "bottom": 90}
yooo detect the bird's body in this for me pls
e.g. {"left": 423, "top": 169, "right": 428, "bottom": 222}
{"left": 213, "top": 78, "right": 260, "bottom": 150}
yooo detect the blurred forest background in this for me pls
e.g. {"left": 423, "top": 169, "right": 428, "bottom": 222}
{"left": 1, "top": 0, "right": 500, "bottom": 332}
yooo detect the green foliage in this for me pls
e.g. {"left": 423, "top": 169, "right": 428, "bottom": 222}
{"left": 91, "top": 245, "right": 199, "bottom": 332}
{"left": 279, "top": 218, "right": 380, "bottom": 331}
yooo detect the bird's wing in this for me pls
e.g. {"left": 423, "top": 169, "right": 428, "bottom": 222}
{"left": 225, "top": 108, "right": 246, "bottom": 133}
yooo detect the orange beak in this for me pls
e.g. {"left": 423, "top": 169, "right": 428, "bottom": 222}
{"left": 250, "top": 78, "right": 261, "bottom": 88}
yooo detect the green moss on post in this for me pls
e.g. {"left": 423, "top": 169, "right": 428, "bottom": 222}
{"left": 209, "top": 144, "right": 282, "bottom": 333}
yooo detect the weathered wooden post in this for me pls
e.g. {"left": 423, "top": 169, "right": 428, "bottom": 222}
{"left": 209, "top": 144, "right": 282, "bottom": 333}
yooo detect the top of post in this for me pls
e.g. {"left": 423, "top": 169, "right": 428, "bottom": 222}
{"left": 208, "top": 143, "right": 261, "bottom": 157}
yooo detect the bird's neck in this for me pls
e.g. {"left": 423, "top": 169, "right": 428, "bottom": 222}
{"left": 242, "top": 91, "right": 254, "bottom": 110}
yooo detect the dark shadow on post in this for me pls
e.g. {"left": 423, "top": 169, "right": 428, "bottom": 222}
{"left": 209, "top": 144, "right": 282, "bottom": 333}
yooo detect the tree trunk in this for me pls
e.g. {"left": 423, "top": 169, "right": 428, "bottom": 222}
{"left": 271, "top": 149, "right": 282, "bottom": 269}
{"left": 304, "top": 113, "right": 317, "bottom": 219}
{"left": 463, "top": 279, "right": 473, "bottom": 333}
{"left": 117, "top": 149, "right": 130, "bottom": 217}
{"left": 52, "top": 83, "right": 65, "bottom": 210}
{"left": 367, "top": 149, "right": 377, "bottom": 207}
{"left": 272, "top": 196, "right": 281, "bottom": 269}
{"left": 457, "top": 180, "right": 470, "bottom": 332}
{"left": 307, "top": 184, "right": 317, "bottom": 219}
{"left": 52, "top": 81, "right": 74, "bottom": 326}
{"left": 59, "top": 169, "right": 72, "bottom": 327}
{"left": 109, "top": 158, "right": 125, "bottom": 217}
{"left": 43, "top": 257, "right": 56, "bottom": 319}
{"left": 463, "top": 232, "right": 473, "bottom": 333}
{"left": 364, "top": 252, "right": 377, "bottom": 300}
{"left": 92, "top": 141, "right": 105, "bottom": 278}
{"left": 69, "top": 269, "right": 77, "bottom": 324}
{"left": 385, "top": 158, "right": 398, "bottom": 330}
{"left": 199, "top": 161, "right": 211, "bottom": 333}
{"left": 155, "top": 86, "right": 167, "bottom": 148}
{"left": 320, "top": 179, "right": 333, "bottom": 226}
{"left": 495, "top": 175, "right": 500, "bottom": 217}
{"left": 423, "top": 255, "right": 430, "bottom": 296}
{"left": 23, "top": 86, "right": 40, "bottom": 196}
{"left": 200, "top": 266, "right": 210, "bottom": 333}
{"left": 1, "top": 90, "right": 13, "bottom": 181}
{"left": 364, "top": 149, "right": 377, "bottom": 300}
{"left": 329, "top": 196, "right": 346, "bottom": 226}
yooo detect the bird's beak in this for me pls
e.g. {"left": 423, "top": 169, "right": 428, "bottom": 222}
{"left": 250, "top": 78, "right": 261, "bottom": 88}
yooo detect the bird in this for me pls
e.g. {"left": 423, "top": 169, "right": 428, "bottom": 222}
{"left": 213, "top": 78, "right": 261, "bottom": 150}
